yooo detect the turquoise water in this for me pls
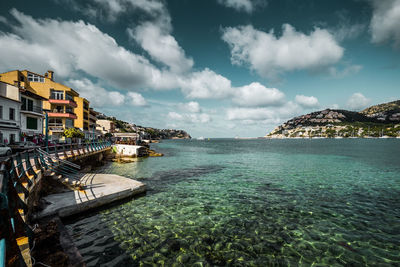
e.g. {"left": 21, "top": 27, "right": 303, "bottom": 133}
{"left": 66, "top": 139, "right": 400, "bottom": 266}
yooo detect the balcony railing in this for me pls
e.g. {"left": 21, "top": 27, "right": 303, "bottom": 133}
{"left": 21, "top": 105, "right": 43, "bottom": 114}
{"left": 48, "top": 110, "right": 77, "bottom": 119}
{"left": 48, "top": 98, "right": 78, "bottom": 108}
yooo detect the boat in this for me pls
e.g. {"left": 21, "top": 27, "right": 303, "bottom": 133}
{"left": 197, "top": 136, "right": 205, "bottom": 140}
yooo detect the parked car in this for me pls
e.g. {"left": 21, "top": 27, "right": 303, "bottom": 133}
{"left": 0, "top": 144, "right": 12, "bottom": 156}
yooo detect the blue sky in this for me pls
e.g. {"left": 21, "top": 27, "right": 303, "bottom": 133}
{"left": 0, "top": 0, "right": 399, "bottom": 137}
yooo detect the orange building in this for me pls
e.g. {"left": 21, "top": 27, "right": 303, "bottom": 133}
{"left": 0, "top": 70, "right": 80, "bottom": 140}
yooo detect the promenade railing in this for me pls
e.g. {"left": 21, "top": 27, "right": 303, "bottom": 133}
{"left": 0, "top": 140, "right": 112, "bottom": 266}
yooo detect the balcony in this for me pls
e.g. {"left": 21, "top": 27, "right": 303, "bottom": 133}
{"left": 48, "top": 98, "right": 78, "bottom": 108}
{"left": 89, "top": 114, "right": 97, "bottom": 122}
{"left": 48, "top": 123, "right": 64, "bottom": 133}
{"left": 48, "top": 111, "right": 77, "bottom": 119}
{"left": 21, "top": 105, "right": 43, "bottom": 115}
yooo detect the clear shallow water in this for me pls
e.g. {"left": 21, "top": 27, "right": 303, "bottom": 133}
{"left": 66, "top": 139, "right": 400, "bottom": 266}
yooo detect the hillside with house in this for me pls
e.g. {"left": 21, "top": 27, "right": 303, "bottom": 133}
{"left": 266, "top": 100, "right": 400, "bottom": 138}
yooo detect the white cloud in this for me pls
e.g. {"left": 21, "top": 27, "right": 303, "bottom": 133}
{"left": 180, "top": 101, "right": 201, "bottom": 113}
{"left": 167, "top": 111, "right": 184, "bottom": 121}
{"left": 0, "top": 9, "right": 177, "bottom": 90}
{"left": 190, "top": 113, "right": 212, "bottom": 123}
{"left": 327, "top": 64, "right": 363, "bottom": 78}
{"left": 217, "top": 0, "right": 265, "bottom": 13}
{"left": 333, "top": 23, "right": 366, "bottom": 42}
{"left": 65, "top": 0, "right": 166, "bottom": 22}
{"left": 127, "top": 92, "right": 148, "bottom": 107}
{"left": 295, "top": 95, "right": 319, "bottom": 108}
{"left": 179, "top": 68, "right": 233, "bottom": 99}
{"left": 370, "top": 0, "right": 400, "bottom": 48}
{"left": 221, "top": 24, "right": 344, "bottom": 79}
{"left": 346, "top": 93, "right": 371, "bottom": 111}
{"left": 168, "top": 111, "right": 211, "bottom": 123}
{"left": 232, "top": 82, "right": 285, "bottom": 107}
{"left": 68, "top": 78, "right": 125, "bottom": 107}
{"left": 129, "top": 22, "right": 193, "bottom": 73}
{"left": 227, "top": 101, "right": 302, "bottom": 121}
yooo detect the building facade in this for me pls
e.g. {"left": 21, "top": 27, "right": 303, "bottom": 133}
{"left": 20, "top": 90, "right": 45, "bottom": 141}
{"left": 96, "top": 119, "right": 115, "bottom": 135}
{"left": 0, "top": 70, "right": 80, "bottom": 141}
{"left": 0, "top": 82, "right": 21, "bottom": 144}
{"left": 74, "top": 96, "right": 90, "bottom": 138}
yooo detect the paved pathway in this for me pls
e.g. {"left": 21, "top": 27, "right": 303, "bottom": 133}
{"left": 35, "top": 173, "right": 146, "bottom": 218}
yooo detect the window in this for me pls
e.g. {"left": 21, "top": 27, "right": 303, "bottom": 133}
{"left": 66, "top": 94, "right": 74, "bottom": 101}
{"left": 28, "top": 99, "right": 33, "bottom": 111}
{"left": 50, "top": 90, "right": 64, "bottom": 100}
{"left": 10, "top": 134, "right": 15, "bottom": 144}
{"left": 0, "top": 106, "right": 2, "bottom": 119}
{"left": 27, "top": 117, "right": 38, "bottom": 130}
{"left": 65, "top": 119, "right": 74, "bottom": 128}
{"left": 21, "top": 97, "right": 27, "bottom": 110}
{"left": 9, "top": 108, "right": 15, "bottom": 120}
{"left": 27, "top": 73, "right": 44, "bottom": 83}
{"left": 49, "top": 118, "right": 62, "bottom": 126}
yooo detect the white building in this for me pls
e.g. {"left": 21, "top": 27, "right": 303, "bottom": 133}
{"left": 20, "top": 90, "right": 45, "bottom": 141}
{"left": 0, "top": 81, "right": 21, "bottom": 144}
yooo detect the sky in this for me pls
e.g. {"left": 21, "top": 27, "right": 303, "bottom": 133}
{"left": 0, "top": 0, "right": 399, "bottom": 137}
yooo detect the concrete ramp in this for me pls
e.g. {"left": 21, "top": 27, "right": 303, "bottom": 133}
{"left": 36, "top": 174, "right": 146, "bottom": 219}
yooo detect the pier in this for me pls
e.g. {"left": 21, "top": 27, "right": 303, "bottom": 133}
{"left": 0, "top": 141, "right": 146, "bottom": 266}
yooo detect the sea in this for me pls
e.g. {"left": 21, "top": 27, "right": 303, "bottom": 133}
{"left": 65, "top": 139, "right": 400, "bottom": 266}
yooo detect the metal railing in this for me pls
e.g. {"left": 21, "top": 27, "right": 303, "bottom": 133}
{"left": 0, "top": 140, "right": 112, "bottom": 266}
{"left": 21, "top": 105, "right": 43, "bottom": 114}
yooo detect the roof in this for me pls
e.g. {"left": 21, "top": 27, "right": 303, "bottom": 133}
{"left": 0, "top": 94, "right": 21, "bottom": 103}
{"left": 22, "top": 90, "right": 48, "bottom": 100}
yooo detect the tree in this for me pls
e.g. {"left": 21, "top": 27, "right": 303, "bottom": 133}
{"left": 63, "top": 128, "right": 84, "bottom": 139}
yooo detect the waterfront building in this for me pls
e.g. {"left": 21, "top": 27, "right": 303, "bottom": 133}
{"left": 89, "top": 108, "right": 102, "bottom": 138}
{"left": 0, "top": 70, "right": 80, "bottom": 141}
{"left": 96, "top": 119, "right": 115, "bottom": 135}
{"left": 74, "top": 96, "right": 91, "bottom": 138}
{"left": 20, "top": 87, "right": 46, "bottom": 142}
{"left": 0, "top": 81, "right": 21, "bottom": 143}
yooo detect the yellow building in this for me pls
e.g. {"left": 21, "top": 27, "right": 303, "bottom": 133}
{"left": 0, "top": 70, "right": 81, "bottom": 141}
{"left": 74, "top": 96, "right": 90, "bottom": 135}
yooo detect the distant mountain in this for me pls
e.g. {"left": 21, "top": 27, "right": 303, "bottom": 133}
{"left": 266, "top": 100, "right": 400, "bottom": 138}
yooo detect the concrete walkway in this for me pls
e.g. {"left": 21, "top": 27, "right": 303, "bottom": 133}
{"left": 35, "top": 173, "right": 146, "bottom": 219}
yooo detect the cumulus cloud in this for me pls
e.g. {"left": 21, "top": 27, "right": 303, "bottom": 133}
{"left": 346, "top": 93, "right": 371, "bottom": 111}
{"left": 0, "top": 9, "right": 177, "bottom": 90}
{"left": 127, "top": 92, "right": 148, "bottom": 107}
{"left": 295, "top": 95, "right": 319, "bottom": 108}
{"left": 327, "top": 64, "right": 363, "bottom": 78}
{"left": 232, "top": 82, "right": 285, "bottom": 107}
{"left": 216, "top": 0, "right": 266, "bottom": 13}
{"left": 227, "top": 101, "right": 302, "bottom": 121}
{"left": 167, "top": 111, "right": 184, "bottom": 121}
{"left": 370, "top": 0, "right": 400, "bottom": 48}
{"left": 179, "top": 101, "right": 201, "bottom": 113}
{"left": 221, "top": 24, "right": 344, "bottom": 79}
{"left": 179, "top": 68, "right": 233, "bottom": 99}
{"left": 61, "top": 0, "right": 166, "bottom": 22}
{"left": 168, "top": 111, "right": 211, "bottom": 123}
{"left": 129, "top": 22, "right": 193, "bottom": 73}
{"left": 68, "top": 78, "right": 125, "bottom": 107}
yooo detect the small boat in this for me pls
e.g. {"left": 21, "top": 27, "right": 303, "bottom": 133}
{"left": 197, "top": 136, "right": 205, "bottom": 140}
